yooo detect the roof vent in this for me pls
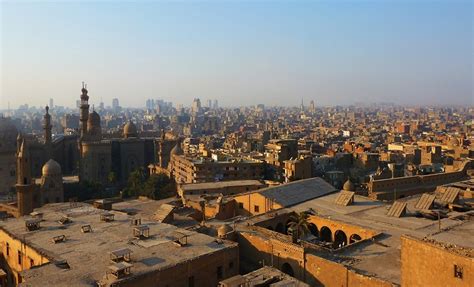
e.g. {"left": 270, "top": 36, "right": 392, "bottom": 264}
{"left": 100, "top": 213, "right": 115, "bottom": 222}
{"left": 108, "top": 262, "right": 133, "bottom": 279}
{"left": 81, "top": 224, "right": 92, "bottom": 233}
{"left": 52, "top": 235, "right": 66, "bottom": 244}
{"left": 110, "top": 248, "right": 132, "bottom": 263}
{"left": 172, "top": 232, "right": 188, "bottom": 247}
{"left": 133, "top": 225, "right": 150, "bottom": 239}
{"left": 131, "top": 218, "right": 141, "bottom": 226}
{"left": 59, "top": 217, "right": 72, "bottom": 225}
{"left": 25, "top": 218, "right": 41, "bottom": 231}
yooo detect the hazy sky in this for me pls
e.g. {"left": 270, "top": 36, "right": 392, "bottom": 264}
{"left": 1, "top": 0, "right": 472, "bottom": 109}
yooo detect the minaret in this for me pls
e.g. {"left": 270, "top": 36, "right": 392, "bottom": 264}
{"left": 43, "top": 106, "right": 52, "bottom": 157}
{"left": 79, "top": 82, "right": 90, "bottom": 139}
{"left": 17, "top": 138, "right": 31, "bottom": 185}
{"left": 16, "top": 138, "right": 35, "bottom": 216}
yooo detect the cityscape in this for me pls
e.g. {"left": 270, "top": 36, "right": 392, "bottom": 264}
{"left": 0, "top": 1, "right": 473, "bottom": 287}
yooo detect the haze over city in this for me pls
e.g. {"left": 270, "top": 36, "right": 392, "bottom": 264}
{"left": 1, "top": 0, "right": 472, "bottom": 109}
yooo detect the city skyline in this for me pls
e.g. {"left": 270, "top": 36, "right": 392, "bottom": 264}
{"left": 1, "top": 0, "right": 473, "bottom": 109}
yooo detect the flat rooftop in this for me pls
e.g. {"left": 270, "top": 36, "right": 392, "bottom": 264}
{"left": 256, "top": 192, "right": 474, "bottom": 285}
{"left": 1, "top": 202, "right": 236, "bottom": 286}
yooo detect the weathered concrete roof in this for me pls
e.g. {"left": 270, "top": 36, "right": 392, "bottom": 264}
{"left": 259, "top": 177, "right": 337, "bottom": 207}
{"left": 2, "top": 202, "right": 236, "bottom": 286}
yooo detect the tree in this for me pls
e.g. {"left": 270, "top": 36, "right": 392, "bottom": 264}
{"left": 287, "top": 212, "right": 310, "bottom": 242}
{"left": 143, "top": 173, "right": 176, "bottom": 200}
{"left": 108, "top": 171, "right": 117, "bottom": 186}
{"left": 123, "top": 168, "right": 146, "bottom": 198}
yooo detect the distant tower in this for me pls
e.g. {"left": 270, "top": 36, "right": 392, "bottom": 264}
{"left": 79, "top": 82, "right": 90, "bottom": 139}
{"left": 43, "top": 106, "right": 52, "bottom": 150}
{"left": 49, "top": 98, "right": 54, "bottom": 109}
{"left": 300, "top": 98, "right": 304, "bottom": 112}
{"left": 309, "top": 100, "right": 315, "bottom": 113}
{"left": 16, "top": 138, "right": 35, "bottom": 216}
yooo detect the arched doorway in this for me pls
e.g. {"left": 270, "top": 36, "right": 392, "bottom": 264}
{"left": 275, "top": 223, "right": 284, "bottom": 234}
{"left": 308, "top": 223, "right": 319, "bottom": 237}
{"left": 334, "top": 230, "right": 347, "bottom": 248}
{"left": 349, "top": 234, "right": 362, "bottom": 244}
{"left": 319, "top": 226, "right": 332, "bottom": 242}
{"left": 281, "top": 263, "right": 294, "bottom": 277}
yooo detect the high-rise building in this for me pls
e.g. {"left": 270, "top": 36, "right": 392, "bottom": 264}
{"left": 213, "top": 99, "right": 218, "bottom": 109}
{"left": 49, "top": 98, "right": 54, "bottom": 109}
{"left": 112, "top": 98, "right": 120, "bottom": 112}
{"left": 192, "top": 98, "right": 202, "bottom": 114}
{"left": 207, "top": 99, "right": 212, "bottom": 108}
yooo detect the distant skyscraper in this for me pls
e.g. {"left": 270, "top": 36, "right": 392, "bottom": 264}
{"left": 76, "top": 100, "right": 81, "bottom": 109}
{"left": 309, "top": 100, "right": 315, "bottom": 113}
{"left": 192, "top": 98, "right": 202, "bottom": 114}
{"left": 112, "top": 98, "right": 119, "bottom": 109}
{"left": 49, "top": 98, "right": 54, "bottom": 109}
{"left": 213, "top": 99, "right": 218, "bottom": 109}
{"left": 207, "top": 99, "right": 212, "bottom": 108}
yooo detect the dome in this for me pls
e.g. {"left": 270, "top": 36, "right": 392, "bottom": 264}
{"left": 123, "top": 120, "right": 138, "bottom": 138}
{"left": 88, "top": 111, "right": 101, "bottom": 127}
{"left": 217, "top": 224, "right": 233, "bottom": 238}
{"left": 42, "top": 159, "right": 62, "bottom": 176}
{"left": 343, "top": 178, "right": 355, "bottom": 191}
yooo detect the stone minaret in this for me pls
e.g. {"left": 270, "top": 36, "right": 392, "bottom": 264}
{"left": 79, "top": 82, "right": 90, "bottom": 139}
{"left": 43, "top": 106, "right": 52, "bottom": 156}
{"left": 16, "top": 138, "right": 35, "bottom": 216}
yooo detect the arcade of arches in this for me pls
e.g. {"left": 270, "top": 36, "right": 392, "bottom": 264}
{"left": 261, "top": 212, "right": 379, "bottom": 249}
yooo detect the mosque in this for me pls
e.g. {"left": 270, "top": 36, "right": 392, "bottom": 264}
{"left": 0, "top": 84, "right": 158, "bottom": 217}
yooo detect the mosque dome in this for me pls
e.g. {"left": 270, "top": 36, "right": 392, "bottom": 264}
{"left": 343, "top": 178, "right": 355, "bottom": 191}
{"left": 42, "top": 159, "right": 62, "bottom": 176}
{"left": 88, "top": 111, "right": 101, "bottom": 127}
{"left": 217, "top": 224, "right": 233, "bottom": 238}
{"left": 123, "top": 121, "right": 138, "bottom": 138}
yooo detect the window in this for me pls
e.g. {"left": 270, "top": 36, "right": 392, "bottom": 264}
{"left": 188, "top": 276, "right": 195, "bottom": 287}
{"left": 238, "top": 202, "right": 244, "bottom": 209}
{"left": 18, "top": 251, "right": 22, "bottom": 265}
{"left": 229, "top": 261, "right": 234, "bottom": 270}
{"left": 6, "top": 243, "right": 9, "bottom": 256}
{"left": 254, "top": 205, "right": 260, "bottom": 213}
{"left": 217, "top": 266, "right": 223, "bottom": 279}
{"left": 454, "top": 265, "right": 463, "bottom": 279}
{"left": 29, "top": 258, "right": 34, "bottom": 267}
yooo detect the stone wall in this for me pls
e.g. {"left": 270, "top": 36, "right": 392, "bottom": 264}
{"left": 401, "top": 235, "right": 473, "bottom": 287}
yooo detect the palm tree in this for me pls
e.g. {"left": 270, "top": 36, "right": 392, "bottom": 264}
{"left": 287, "top": 212, "right": 310, "bottom": 243}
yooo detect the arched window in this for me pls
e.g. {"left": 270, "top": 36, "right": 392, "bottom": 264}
{"left": 334, "top": 230, "right": 348, "bottom": 248}
{"left": 349, "top": 234, "right": 362, "bottom": 244}
{"left": 320, "top": 226, "right": 332, "bottom": 242}
{"left": 308, "top": 223, "right": 319, "bottom": 237}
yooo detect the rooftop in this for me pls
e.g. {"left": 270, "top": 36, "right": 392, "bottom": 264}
{"left": 0, "top": 202, "right": 236, "bottom": 286}
{"left": 246, "top": 191, "right": 474, "bottom": 285}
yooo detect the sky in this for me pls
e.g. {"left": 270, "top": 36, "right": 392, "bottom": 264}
{"left": 0, "top": 0, "right": 472, "bottom": 109}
